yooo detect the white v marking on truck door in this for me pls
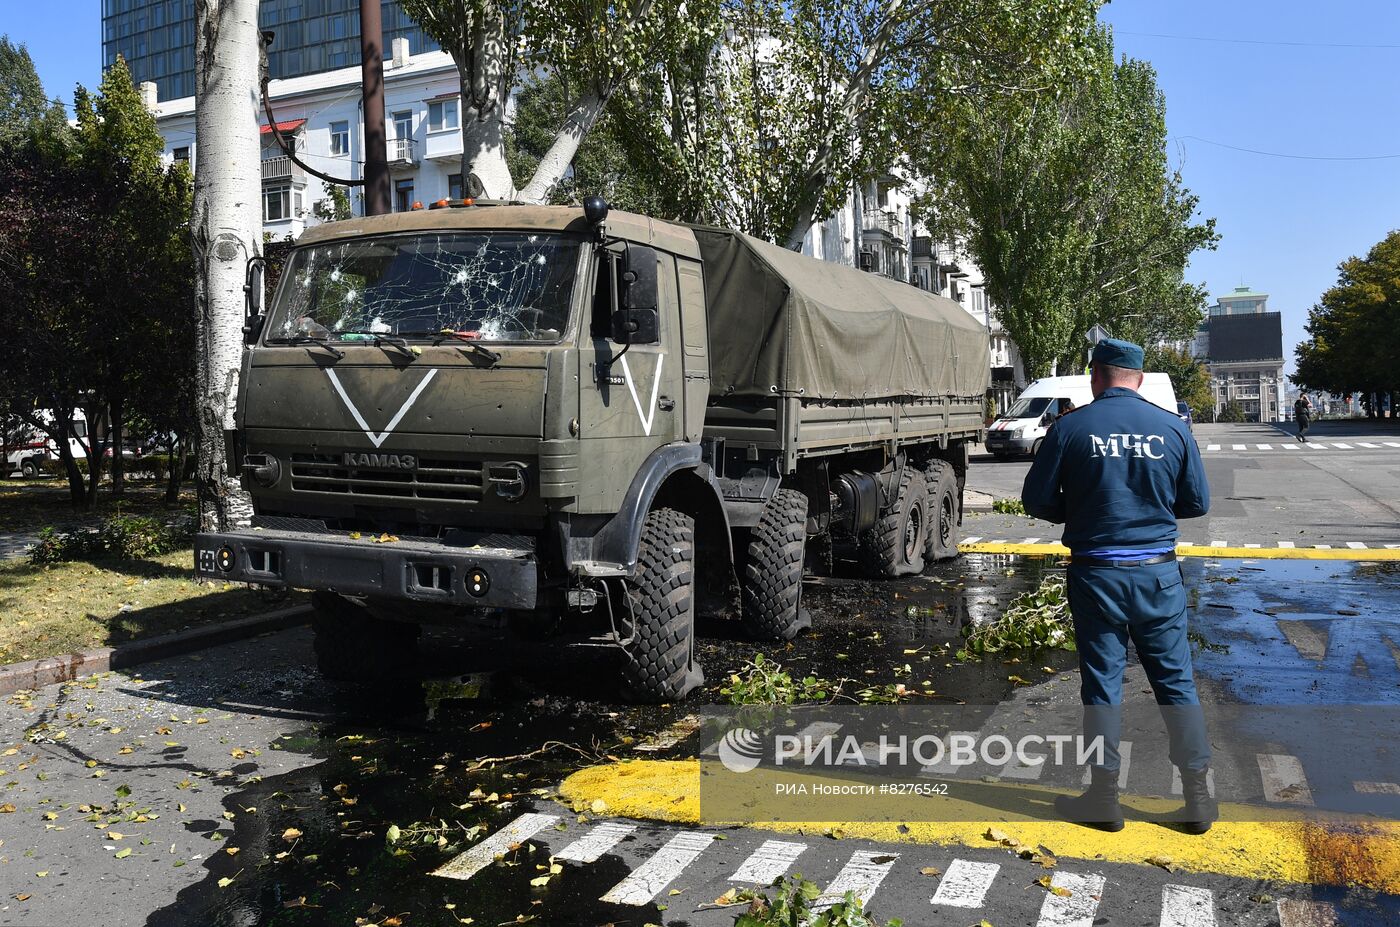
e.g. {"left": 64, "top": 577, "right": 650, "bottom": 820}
{"left": 621, "top": 354, "right": 663, "bottom": 436}
{"left": 325, "top": 368, "right": 439, "bottom": 448}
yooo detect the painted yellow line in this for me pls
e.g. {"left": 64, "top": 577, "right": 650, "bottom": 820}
{"left": 960, "top": 542, "right": 1400, "bottom": 561}
{"left": 559, "top": 759, "right": 1400, "bottom": 891}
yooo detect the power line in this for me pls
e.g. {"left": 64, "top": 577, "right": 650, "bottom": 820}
{"left": 1174, "top": 135, "right": 1400, "bottom": 162}
{"left": 1119, "top": 30, "right": 1400, "bottom": 50}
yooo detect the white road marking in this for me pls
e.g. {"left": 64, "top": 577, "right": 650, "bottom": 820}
{"left": 556, "top": 822, "right": 636, "bottom": 863}
{"left": 1258, "top": 754, "right": 1314, "bottom": 805}
{"left": 1231, "top": 444, "right": 1247, "bottom": 450}
{"left": 1278, "top": 541, "right": 1296, "bottom": 549}
{"left": 1386, "top": 442, "right": 1400, "bottom": 449}
{"left": 1304, "top": 441, "right": 1328, "bottom": 449}
{"left": 962, "top": 536, "right": 983, "bottom": 544}
{"left": 1358, "top": 442, "right": 1381, "bottom": 448}
{"left": 432, "top": 812, "right": 560, "bottom": 881}
{"left": 703, "top": 720, "right": 839, "bottom": 757}
{"left": 813, "top": 849, "right": 899, "bottom": 912}
{"left": 1159, "top": 884, "right": 1216, "bottom": 927}
{"left": 1257, "top": 443, "right": 1272, "bottom": 450}
{"left": 601, "top": 830, "right": 714, "bottom": 905}
{"left": 1244, "top": 543, "right": 1262, "bottom": 549}
{"left": 1387, "top": 544, "right": 1400, "bottom": 549}
{"left": 1280, "top": 443, "right": 1299, "bottom": 449}
{"left": 1313, "top": 544, "right": 1332, "bottom": 549}
{"left": 1024, "top": 537, "right": 1042, "bottom": 544}
{"left": 1208, "top": 540, "right": 1228, "bottom": 548}
{"left": 1170, "top": 766, "right": 1216, "bottom": 797}
{"left": 1000, "top": 747, "right": 1049, "bottom": 779}
{"left": 729, "top": 839, "right": 807, "bottom": 884}
{"left": 1035, "top": 870, "right": 1105, "bottom": 927}
{"left": 931, "top": 858, "right": 1000, "bottom": 908}
{"left": 1205, "top": 444, "right": 1220, "bottom": 451}
{"left": 1330, "top": 443, "right": 1353, "bottom": 449}
{"left": 1354, "top": 781, "right": 1400, "bottom": 795}
{"left": 1082, "top": 741, "right": 1132, "bottom": 789}
{"left": 1347, "top": 542, "right": 1367, "bottom": 549}
{"left": 1277, "top": 898, "right": 1338, "bottom": 927}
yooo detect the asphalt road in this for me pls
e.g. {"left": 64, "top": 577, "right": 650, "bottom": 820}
{"left": 966, "top": 421, "right": 1400, "bottom": 550}
{"left": 1, "top": 554, "right": 1396, "bottom": 926}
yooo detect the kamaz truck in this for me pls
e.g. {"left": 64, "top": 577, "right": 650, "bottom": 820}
{"left": 195, "top": 199, "right": 989, "bottom": 701}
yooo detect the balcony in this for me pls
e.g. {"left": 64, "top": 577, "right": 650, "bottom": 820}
{"left": 260, "top": 155, "right": 304, "bottom": 184}
{"left": 424, "top": 128, "right": 464, "bottom": 163}
{"left": 862, "top": 209, "right": 905, "bottom": 243}
{"left": 389, "top": 137, "right": 417, "bottom": 170}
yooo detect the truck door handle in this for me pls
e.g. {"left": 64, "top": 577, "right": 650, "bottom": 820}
{"left": 657, "top": 396, "right": 676, "bottom": 411}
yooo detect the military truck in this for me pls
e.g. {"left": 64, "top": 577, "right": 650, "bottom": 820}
{"left": 195, "top": 199, "right": 989, "bottom": 701}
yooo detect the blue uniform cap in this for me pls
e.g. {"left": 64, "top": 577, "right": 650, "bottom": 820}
{"left": 1091, "top": 337, "right": 1144, "bottom": 370}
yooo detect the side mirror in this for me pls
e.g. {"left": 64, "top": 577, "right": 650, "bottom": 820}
{"left": 611, "top": 245, "right": 660, "bottom": 344}
{"left": 1040, "top": 411, "right": 1054, "bottom": 426}
{"left": 243, "top": 256, "right": 267, "bottom": 345}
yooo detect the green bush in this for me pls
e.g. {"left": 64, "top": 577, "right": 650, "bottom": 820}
{"left": 29, "top": 514, "right": 194, "bottom": 564}
{"left": 992, "top": 497, "right": 1027, "bottom": 515}
{"left": 40, "top": 456, "right": 90, "bottom": 477}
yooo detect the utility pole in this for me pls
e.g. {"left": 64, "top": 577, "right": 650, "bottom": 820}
{"left": 360, "top": 0, "right": 390, "bottom": 216}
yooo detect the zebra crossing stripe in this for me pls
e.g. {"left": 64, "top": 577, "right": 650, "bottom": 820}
{"left": 920, "top": 731, "right": 979, "bottom": 776}
{"left": 1277, "top": 898, "right": 1338, "bottom": 927}
{"left": 1346, "top": 542, "right": 1367, "bottom": 549}
{"left": 1159, "top": 884, "right": 1216, "bottom": 927}
{"left": 1278, "top": 541, "right": 1296, "bottom": 549}
{"left": 1280, "top": 443, "right": 1299, "bottom": 449}
{"left": 1082, "top": 742, "right": 1131, "bottom": 789}
{"left": 931, "top": 858, "right": 1000, "bottom": 908}
{"left": 1358, "top": 442, "right": 1381, "bottom": 448}
{"left": 556, "top": 822, "right": 636, "bottom": 863}
{"left": 1387, "top": 442, "right": 1400, "bottom": 449}
{"left": 1313, "top": 544, "right": 1332, "bottom": 549}
{"left": 1257, "top": 754, "right": 1314, "bottom": 805}
{"left": 1331, "top": 443, "right": 1353, "bottom": 449}
{"left": 1244, "top": 543, "right": 1261, "bottom": 549}
{"left": 1257, "top": 444, "right": 1272, "bottom": 450}
{"left": 1000, "top": 747, "right": 1049, "bottom": 780}
{"left": 1024, "top": 537, "right": 1042, "bottom": 544}
{"left": 730, "top": 839, "right": 806, "bottom": 884}
{"left": 433, "top": 812, "right": 561, "bottom": 881}
{"left": 601, "top": 830, "right": 715, "bottom": 905}
{"left": 1035, "top": 871, "right": 1105, "bottom": 927}
{"left": 1231, "top": 444, "right": 1246, "bottom": 451}
{"left": 1205, "top": 444, "right": 1220, "bottom": 451}
{"left": 705, "top": 720, "right": 840, "bottom": 757}
{"left": 1353, "top": 781, "right": 1400, "bottom": 795}
{"left": 961, "top": 536, "right": 983, "bottom": 544}
{"left": 813, "top": 849, "right": 899, "bottom": 912}
{"left": 1170, "top": 766, "right": 1216, "bottom": 797}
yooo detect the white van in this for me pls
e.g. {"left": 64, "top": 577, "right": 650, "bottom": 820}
{"left": 985, "top": 373, "right": 1178, "bottom": 458}
{"left": 3, "top": 410, "right": 92, "bottom": 477}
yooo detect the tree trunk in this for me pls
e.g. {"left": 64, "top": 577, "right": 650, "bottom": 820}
{"left": 192, "top": 0, "right": 259, "bottom": 533}
{"left": 457, "top": 17, "right": 516, "bottom": 200}
{"left": 109, "top": 395, "right": 125, "bottom": 497}
{"left": 517, "top": 90, "right": 607, "bottom": 204}
{"left": 165, "top": 433, "right": 184, "bottom": 505}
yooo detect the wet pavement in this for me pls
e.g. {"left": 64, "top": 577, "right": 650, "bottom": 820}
{"left": 1, "top": 554, "right": 1398, "bottom": 925}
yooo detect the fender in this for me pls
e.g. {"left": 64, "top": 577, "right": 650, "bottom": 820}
{"left": 581, "top": 443, "right": 733, "bottom": 575}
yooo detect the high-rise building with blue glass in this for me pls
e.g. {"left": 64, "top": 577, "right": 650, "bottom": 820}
{"left": 102, "top": 0, "right": 438, "bottom": 102}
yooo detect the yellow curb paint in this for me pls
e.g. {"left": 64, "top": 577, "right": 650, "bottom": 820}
{"left": 959, "top": 542, "right": 1400, "bottom": 561}
{"left": 558, "top": 760, "right": 1400, "bottom": 892}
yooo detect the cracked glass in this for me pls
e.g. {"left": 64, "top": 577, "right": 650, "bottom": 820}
{"left": 269, "top": 233, "right": 580, "bottom": 343}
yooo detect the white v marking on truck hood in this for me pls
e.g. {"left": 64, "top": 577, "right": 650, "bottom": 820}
{"left": 324, "top": 367, "right": 439, "bottom": 448}
{"left": 621, "top": 354, "right": 664, "bottom": 437}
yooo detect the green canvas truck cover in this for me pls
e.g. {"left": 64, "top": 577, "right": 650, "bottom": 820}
{"left": 692, "top": 227, "right": 991, "bottom": 401}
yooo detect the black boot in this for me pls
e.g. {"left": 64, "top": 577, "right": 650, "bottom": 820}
{"left": 1054, "top": 766, "right": 1124, "bottom": 832}
{"left": 1178, "top": 766, "right": 1218, "bottom": 835}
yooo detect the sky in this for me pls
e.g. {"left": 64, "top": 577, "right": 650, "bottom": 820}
{"left": 4, "top": 1, "right": 1400, "bottom": 374}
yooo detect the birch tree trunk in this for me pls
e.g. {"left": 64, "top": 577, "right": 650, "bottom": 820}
{"left": 458, "top": 15, "right": 516, "bottom": 200}
{"left": 516, "top": 90, "right": 607, "bottom": 204}
{"left": 192, "top": 0, "right": 259, "bottom": 532}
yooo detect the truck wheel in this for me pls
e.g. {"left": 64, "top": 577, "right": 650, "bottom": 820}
{"left": 923, "top": 460, "right": 961, "bottom": 562}
{"left": 741, "top": 488, "right": 811, "bottom": 641}
{"left": 859, "top": 466, "right": 929, "bottom": 578}
{"left": 20, "top": 458, "right": 39, "bottom": 478}
{"left": 620, "top": 507, "right": 704, "bottom": 702}
{"left": 311, "top": 592, "right": 421, "bottom": 683}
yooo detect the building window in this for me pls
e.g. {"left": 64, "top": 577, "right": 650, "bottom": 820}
{"left": 329, "top": 120, "right": 349, "bottom": 155}
{"left": 428, "top": 98, "right": 459, "bottom": 132}
{"left": 393, "top": 110, "right": 412, "bottom": 139}
{"left": 172, "top": 146, "right": 189, "bottom": 163}
{"left": 263, "top": 184, "right": 292, "bottom": 221}
{"left": 395, "top": 178, "right": 415, "bottom": 212}
{"left": 448, "top": 173, "right": 463, "bottom": 200}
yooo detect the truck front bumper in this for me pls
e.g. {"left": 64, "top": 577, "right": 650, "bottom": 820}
{"left": 984, "top": 432, "right": 1035, "bottom": 456}
{"left": 195, "top": 528, "right": 538, "bottom": 610}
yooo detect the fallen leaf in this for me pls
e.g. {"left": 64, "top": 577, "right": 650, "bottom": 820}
{"left": 14, "top": 893, "right": 30, "bottom": 902}
{"left": 115, "top": 847, "right": 132, "bottom": 859}
{"left": 919, "top": 866, "right": 941, "bottom": 876}
{"left": 589, "top": 798, "right": 608, "bottom": 815}
{"left": 282, "top": 828, "right": 302, "bottom": 842}
{"left": 226, "top": 847, "right": 241, "bottom": 856}
{"left": 1147, "top": 855, "right": 1176, "bottom": 872}
{"left": 0, "top": 804, "right": 16, "bottom": 813}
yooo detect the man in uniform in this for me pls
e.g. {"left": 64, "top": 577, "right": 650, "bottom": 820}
{"left": 1021, "top": 339, "right": 1215, "bottom": 833}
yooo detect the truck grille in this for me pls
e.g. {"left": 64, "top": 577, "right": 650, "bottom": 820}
{"left": 289, "top": 453, "right": 482, "bottom": 503}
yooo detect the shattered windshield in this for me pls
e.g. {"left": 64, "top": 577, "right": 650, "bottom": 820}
{"left": 268, "top": 233, "right": 579, "bottom": 343}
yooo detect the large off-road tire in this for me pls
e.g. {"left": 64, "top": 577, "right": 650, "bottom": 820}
{"left": 741, "top": 488, "right": 811, "bottom": 641}
{"left": 311, "top": 591, "right": 421, "bottom": 682}
{"left": 620, "top": 507, "right": 704, "bottom": 703}
{"left": 923, "top": 459, "right": 961, "bottom": 562}
{"left": 859, "top": 465, "right": 929, "bottom": 578}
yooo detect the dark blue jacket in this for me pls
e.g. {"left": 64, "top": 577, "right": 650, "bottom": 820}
{"left": 1020, "top": 386, "right": 1210, "bottom": 552}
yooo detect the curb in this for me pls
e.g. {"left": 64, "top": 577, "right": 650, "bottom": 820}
{"left": 962, "top": 490, "right": 994, "bottom": 512}
{"left": 0, "top": 603, "right": 312, "bottom": 697}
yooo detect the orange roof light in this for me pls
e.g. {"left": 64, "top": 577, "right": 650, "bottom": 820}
{"left": 411, "top": 201, "right": 424, "bottom": 210}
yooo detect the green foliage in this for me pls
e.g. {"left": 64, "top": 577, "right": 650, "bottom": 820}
{"left": 0, "top": 35, "right": 67, "bottom": 146}
{"left": 312, "top": 185, "right": 352, "bottom": 222}
{"left": 1293, "top": 230, "right": 1400, "bottom": 405}
{"left": 918, "top": 25, "right": 1216, "bottom": 378}
{"left": 992, "top": 497, "right": 1027, "bottom": 515}
{"left": 28, "top": 514, "right": 194, "bottom": 564}
{"left": 1215, "top": 400, "right": 1247, "bottom": 424}
{"left": 1145, "top": 344, "right": 1212, "bottom": 420}
{"left": 735, "top": 875, "right": 903, "bottom": 927}
{"left": 958, "top": 575, "right": 1075, "bottom": 659}
{"left": 721, "top": 653, "right": 833, "bottom": 705}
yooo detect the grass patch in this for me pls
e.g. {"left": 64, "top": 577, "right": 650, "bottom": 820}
{"left": 991, "top": 497, "right": 1027, "bottom": 515}
{"left": 0, "top": 480, "right": 194, "bottom": 534}
{"left": 0, "top": 547, "right": 304, "bottom": 665}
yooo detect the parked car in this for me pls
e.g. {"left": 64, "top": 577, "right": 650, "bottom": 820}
{"left": 985, "top": 373, "right": 1180, "bottom": 458}
{"left": 1176, "top": 401, "right": 1193, "bottom": 430}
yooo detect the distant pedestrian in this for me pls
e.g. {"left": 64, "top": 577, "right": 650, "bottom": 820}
{"left": 1022, "top": 338, "right": 1215, "bottom": 834}
{"left": 1294, "top": 394, "right": 1313, "bottom": 442}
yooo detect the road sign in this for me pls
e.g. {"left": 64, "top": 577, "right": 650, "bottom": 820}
{"left": 1085, "top": 324, "right": 1111, "bottom": 345}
